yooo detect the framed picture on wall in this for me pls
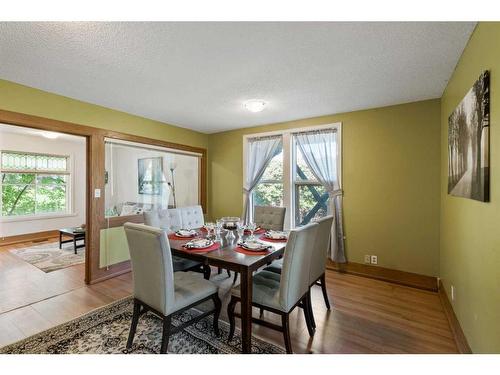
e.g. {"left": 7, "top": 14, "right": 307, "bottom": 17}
{"left": 138, "top": 157, "right": 164, "bottom": 195}
{"left": 448, "top": 70, "right": 490, "bottom": 202}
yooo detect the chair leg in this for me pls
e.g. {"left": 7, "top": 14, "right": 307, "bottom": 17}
{"left": 233, "top": 272, "right": 238, "bottom": 284}
{"left": 126, "top": 299, "right": 141, "bottom": 349}
{"left": 217, "top": 267, "right": 222, "bottom": 274}
{"left": 281, "top": 313, "right": 293, "bottom": 354}
{"left": 226, "top": 269, "right": 231, "bottom": 277}
{"left": 303, "top": 293, "right": 315, "bottom": 337}
{"left": 320, "top": 273, "right": 331, "bottom": 310}
{"left": 227, "top": 296, "right": 238, "bottom": 341}
{"left": 308, "top": 290, "right": 316, "bottom": 329}
{"left": 259, "top": 307, "right": 264, "bottom": 317}
{"left": 203, "top": 264, "right": 211, "bottom": 280}
{"left": 160, "top": 315, "right": 172, "bottom": 354}
{"left": 212, "top": 293, "right": 222, "bottom": 337}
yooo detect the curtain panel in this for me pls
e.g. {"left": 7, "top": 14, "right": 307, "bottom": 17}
{"left": 295, "top": 129, "right": 346, "bottom": 262}
{"left": 243, "top": 135, "right": 282, "bottom": 224}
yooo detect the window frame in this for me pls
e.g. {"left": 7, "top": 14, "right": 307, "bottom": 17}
{"left": 243, "top": 122, "right": 342, "bottom": 230}
{"left": 0, "top": 150, "right": 74, "bottom": 221}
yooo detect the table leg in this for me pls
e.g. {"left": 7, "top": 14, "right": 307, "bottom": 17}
{"left": 59, "top": 232, "right": 62, "bottom": 249}
{"left": 239, "top": 268, "right": 253, "bottom": 353}
{"left": 73, "top": 236, "right": 77, "bottom": 254}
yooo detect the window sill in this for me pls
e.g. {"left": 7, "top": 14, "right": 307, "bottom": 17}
{"left": 0, "top": 212, "right": 78, "bottom": 223}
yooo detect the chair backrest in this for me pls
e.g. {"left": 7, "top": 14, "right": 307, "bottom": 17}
{"left": 178, "top": 205, "right": 205, "bottom": 229}
{"left": 143, "top": 208, "right": 182, "bottom": 233}
{"left": 278, "top": 222, "right": 318, "bottom": 312}
{"left": 254, "top": 206, "right": 286, "bottom": 231}
{"left": 309, "top": 215, "right": 334, "bottom": 284}
{"left": 124, "top": 223, "right": 175, "bottom": 315}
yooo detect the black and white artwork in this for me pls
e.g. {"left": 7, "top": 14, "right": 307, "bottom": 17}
{"left": 448, "top": 70, "right": 490, "bottom": 202}
{"left": 138, "top": 157, "right": 164, "bottom": 195}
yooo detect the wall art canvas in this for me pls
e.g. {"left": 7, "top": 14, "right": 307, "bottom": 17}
{"left": 448, "top": 70, "right": 490, "bottom": 202}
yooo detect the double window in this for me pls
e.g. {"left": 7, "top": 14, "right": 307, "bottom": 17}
{"left": 246, "top": 123, "right": 341, "bottom": 229}
{"left": 1, "top": 151, "right": 71, "bottom": 218}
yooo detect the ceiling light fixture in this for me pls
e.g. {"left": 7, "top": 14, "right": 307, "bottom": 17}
{"left": 41, "top": 131, "right": 59, "bottom": 139}
{"left": 244, "top": 99, "right": 267, "bottom": 113}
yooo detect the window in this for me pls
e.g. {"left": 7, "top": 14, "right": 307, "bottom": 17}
{"left": 293, "top": 141, "right": 329, "bottom": 226}
{"left": 253, "top": 143, "right": 284, "bottom": 207}
{"left": 1, "top": 151, "right": 70, "bottom": 217}
{"left": 244, "top": 123, "right": 341, "bottom": 229}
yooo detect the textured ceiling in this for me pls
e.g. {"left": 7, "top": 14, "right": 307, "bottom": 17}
{"left": 0, "top": 22, "right": 475, "bottom": 133}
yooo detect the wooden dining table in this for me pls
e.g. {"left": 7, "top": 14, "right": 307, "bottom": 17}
{"left": 168, "top": 230, "right": 286, "bottom": 354}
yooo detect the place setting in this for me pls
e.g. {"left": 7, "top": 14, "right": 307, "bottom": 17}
{"left": 167, "top": 228, "right": 198, "bottom": 240}
{"left": 181, "top": 237, "right": 220, "bottom": 253}
{"left": 235, "top": 238, "right": 274, "bottom": 255}
{"left": 259, "top": 230, "right": 288, "bottom": 243}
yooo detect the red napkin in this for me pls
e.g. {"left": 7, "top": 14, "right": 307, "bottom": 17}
{"left": 244, "top": 228, "right": 266, "bottom": 235}
{"left": 234, "top": 246, "right": 270, "bottom": 256}
{"left": 182, "top": 242, "right": 220, "bottom": 253}
{"left": 259, "top": 234, "right": 287, "bottom": 243}
{"left": 168, "top": 233, "right": 196, "bottom": 241}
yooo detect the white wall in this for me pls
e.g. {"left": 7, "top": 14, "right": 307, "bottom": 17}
{"left": 105, "top": 143, "right": 200, "bottom": 214}
{"left": 0, "top": 130, "right": 86, "bottom": 237}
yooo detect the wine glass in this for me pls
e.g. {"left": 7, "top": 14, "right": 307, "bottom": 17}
{"left": 204, "top": 222, "right": 215, "bottom": 238}
{"left": 236, "top": 222, "right": 245, "bottom": 238}
{"left": 215, "top": 219, "right": 223, "bottom": 239}
{"left": 247, "top": 222, "right": 257, "bottom": 240}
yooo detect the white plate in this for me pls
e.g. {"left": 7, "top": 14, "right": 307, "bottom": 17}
{"left": 238, "top": 240, "right": 269, "bottom": 251}
{"left": 176, "top": 229, "right": 197, "bottom": 237}
{"left": 185, "top": 239, "right": 213, "bottom": 249}
{"left": 264, "top": 230, "right": 288, "bottom": 240}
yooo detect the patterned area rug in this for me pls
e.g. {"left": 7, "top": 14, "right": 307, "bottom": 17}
{"left": 9, "top": 241, "right": 85, "bottom": 273}
{"left": 0, "top": 297, "right": 284, "bottom": 354}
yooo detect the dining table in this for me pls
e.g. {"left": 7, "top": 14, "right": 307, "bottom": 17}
{"left": 168, "top": 229, "right": 287, "bottom": 354}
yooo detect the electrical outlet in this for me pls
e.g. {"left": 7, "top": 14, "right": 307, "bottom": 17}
{"left": 370, "top": 255, "right": 378, "bottom": 265}
{"left": 451, "top": 285, "right": 455, "bottom": 301}
{"left": 364, "top": 255, "right": 371, "bottom": 264}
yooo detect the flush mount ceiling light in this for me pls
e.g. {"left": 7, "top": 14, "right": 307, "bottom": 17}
{"left": 244, "top": 99, "right": 267, "bottom": 113}
{"left": 40, "top": 131, "right": 59, "bottom": 139}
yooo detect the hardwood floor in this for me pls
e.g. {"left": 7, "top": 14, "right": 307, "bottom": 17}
{"left": 0, "top": 238, "right": 458, "bottom": 353}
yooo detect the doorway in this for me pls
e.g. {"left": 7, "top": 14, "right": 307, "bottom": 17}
{"left": 0, "top": 123, "right": 88, "bottom": 313}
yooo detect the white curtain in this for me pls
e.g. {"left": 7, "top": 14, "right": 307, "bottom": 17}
{"left": 243, "top": 135, "right": 282, "bottom": 224}
{"left": 295, "top": 129, "right": 346, "bottom": 262}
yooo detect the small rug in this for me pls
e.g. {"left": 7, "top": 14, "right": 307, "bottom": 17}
{"left": 0, "top": 297, "right": 284, "bottom": 354}
{"left": 9, "top": 241, "right": 85, "bottom": 273}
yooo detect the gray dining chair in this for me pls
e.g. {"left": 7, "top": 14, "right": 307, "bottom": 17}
{"left": 254, "top": 205, "right": 286, "bottom": 231}
{"left": 230, "top": 205, "right": 287, "bottom": 284}
{"left": 144, "top": 209, "right": 209, "bottom": 278}
{"left": 124, "top": 223, "right": 221, "bottom": 354}
{"left": 227, "top": 222, "right": 318, "bottom": 354}
{"left": 263, "top": 215, "right": 334, "bottom": 333}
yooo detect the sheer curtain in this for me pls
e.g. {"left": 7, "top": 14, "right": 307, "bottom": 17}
{"left": 295, "top": 129, "right": 345, "bottom": 262}
{"left": 243, "top": 135, "right": 282, "bottom": 224}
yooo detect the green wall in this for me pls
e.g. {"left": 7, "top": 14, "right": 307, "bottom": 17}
{"left": 209, "top": 99, "right": 441, "bottom": 276}
{"left": 0, "top": 79, "right": 208, "bottom": 149}
{"left": 440, "top": 22, "right": 500, "bottom": 353}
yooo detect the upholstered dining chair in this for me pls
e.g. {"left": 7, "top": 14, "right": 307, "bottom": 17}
{"left": 124, "top": 223, "right": 221, "bottom": 354}
{"left": 230, "top": 205, "right": 287, "bottom": 284}
{"left": 144, "top": 209, "right": 209, "bottom": 278}
{"left": 227, "top": 222, "right": 318, "bottom": 354}
{"left": 254, "top": 205, "right": 286, "bottom": 231}
{"left": 263, "top": 215, "right": 334, "bottom": 333}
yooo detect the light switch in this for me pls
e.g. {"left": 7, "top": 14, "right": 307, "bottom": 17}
{"left": 94, "top": 188, "right": 101, "bottom": 198}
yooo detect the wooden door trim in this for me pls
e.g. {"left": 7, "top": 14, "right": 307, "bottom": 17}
{"left": 0, "top": 109, "right": 207, "bottom": 284}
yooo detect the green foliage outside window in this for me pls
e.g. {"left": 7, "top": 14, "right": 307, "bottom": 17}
{"left": 2, "top": 173, "right": 67, "bottom": 217}
{"left": 253, "top": 149, "right": 328, "bottom": 226}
